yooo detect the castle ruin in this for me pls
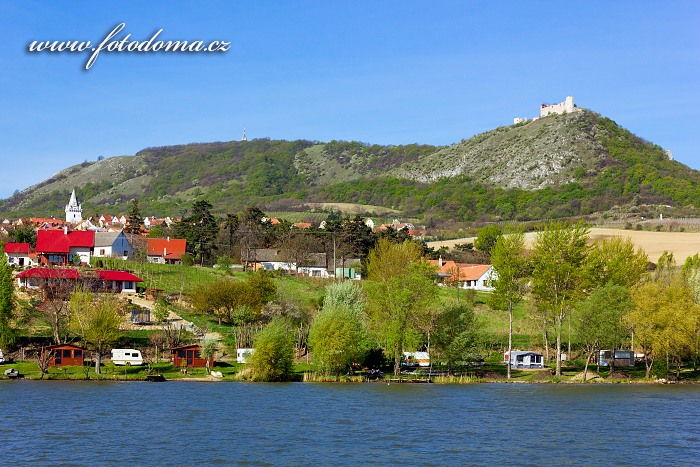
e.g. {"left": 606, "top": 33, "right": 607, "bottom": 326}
{"left": 513, "top": 96, "right": 580, "bottom": 124}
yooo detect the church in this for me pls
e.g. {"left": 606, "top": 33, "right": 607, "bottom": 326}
{"left": 65, "top": 189, "right": 83, "bottom": 224}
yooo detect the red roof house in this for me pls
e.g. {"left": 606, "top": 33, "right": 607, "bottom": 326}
{"left": 4, "top": 243, "right": 29, "bottom": 254}
{"left": 35, "top": 229, "right": 94, "bottom": 266}
{"left": 428, "top": 259, "right": 497, "bottom": 291}
{"left": 16, "top": 267, "right": 142, "bottom": 294}
{"left": 4, "top": 242, "right": 34, "bottom": 267}
{"left": 147, "top": 237, "right": 187, "bottom": 264}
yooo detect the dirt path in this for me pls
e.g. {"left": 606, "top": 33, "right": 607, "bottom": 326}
{"left": 125, "top": 295, "right": 222, "bottom": 341}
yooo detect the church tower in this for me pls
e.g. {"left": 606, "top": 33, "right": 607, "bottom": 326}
{"left": 65, "top": 189, "right": 83, "bottom": 224}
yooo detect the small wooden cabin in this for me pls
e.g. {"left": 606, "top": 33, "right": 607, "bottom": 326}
{"left": 45, "top": 344, "right": 85, "bottom": 367}
{"left": 170, "top": 344, "right": 213, "bottom": 369}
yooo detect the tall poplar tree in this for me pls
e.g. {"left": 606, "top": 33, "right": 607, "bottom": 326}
{"left": 490, "top": 230, "right": 529, "bottom": 379}
{"left": 531, "top": 222, "right": 589, "bottom": 377}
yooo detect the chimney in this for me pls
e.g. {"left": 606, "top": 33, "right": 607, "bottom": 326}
{"left": 167, "top": 236, "right": 170, "bottom": 242}
{"left": 64, "top": 226, "right": 68, "bottom": 235}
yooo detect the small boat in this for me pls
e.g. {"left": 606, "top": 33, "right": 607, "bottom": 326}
{"left": 145, "top": 374, "right": 166, "bottom": 382}
{"left": 4, "top": 368, "right": 21, "bottom": 379}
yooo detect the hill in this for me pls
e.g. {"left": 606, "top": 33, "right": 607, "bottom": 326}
{"left": 2, "top": 109, "right": 699, "bottom": 223}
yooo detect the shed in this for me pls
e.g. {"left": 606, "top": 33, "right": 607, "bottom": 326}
{"left": 170, "top": 344, "right": 213, "bottom": 368}
{"left": 45, "top": 344, "right": 86, "bottom": 367}
{"left": 504, "top": 351, "right": 544, "bottom": 369}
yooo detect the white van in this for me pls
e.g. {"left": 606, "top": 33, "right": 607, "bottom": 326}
{"left": 111, "top": 349, "right": 143, "bottom": 366}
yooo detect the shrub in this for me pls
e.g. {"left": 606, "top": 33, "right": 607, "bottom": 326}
{"left": 249, "top": 317, "right": 294, "bottom": 381}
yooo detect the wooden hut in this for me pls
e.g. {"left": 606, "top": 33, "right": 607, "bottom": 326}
{"left": 170, "top": 344, "right": 212, "bottom": 369}
{"left": 45, "top": 344, "right": 86, "bottom": 367}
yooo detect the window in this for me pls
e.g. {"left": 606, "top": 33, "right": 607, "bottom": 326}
{"left": 74, "top": 350, "right": 82, "bottom": 358}
{"left": 63, "top": 349, "right": 72, "bottom": 358}
{"left": 178, "top": 350, "right": 186, "bottom": 358}
{"left": 100, "top": 249, "right": 105, "bottom": 255}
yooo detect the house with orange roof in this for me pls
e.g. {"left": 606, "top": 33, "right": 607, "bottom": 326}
{"left": 147, "top": 237, "right": 187, "bottom": 264}
{"left": 428, "top": 258, "right": 497, "bottom": 291}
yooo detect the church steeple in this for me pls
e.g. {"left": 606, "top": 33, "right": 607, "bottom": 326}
{"left": 65, "top": 188, "right": 83, "bottom": 224}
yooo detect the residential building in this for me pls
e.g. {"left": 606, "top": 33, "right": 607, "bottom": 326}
{"left": 147, "top": 237, "right": 187, "bottom": 264}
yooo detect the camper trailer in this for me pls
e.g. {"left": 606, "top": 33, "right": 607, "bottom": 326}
{"left": 598, "top": 350, "right": 634, "bottom": 367}
{"left": 111, "top": 349, "right": 143, "bottom": 366}
{"left": 402, "top": 351, "right": 430, "bottom": 367}
{"left": 504, "top": 351, "right": 544, "bottom": 369}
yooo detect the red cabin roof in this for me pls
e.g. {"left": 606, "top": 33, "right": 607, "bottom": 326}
{"left": 36, "top": 230, "right": 94, "bottom": 253}
{"left": 16, "top": 267, "right": 81, "bottom": 279}
{"left": 94, "top": 270, "right": 143, "bottom": 282}
{"left": 16, "top": 267, "right": 142, "bottom": 282}
{"left": 4, "top": 242, "right": 30, "bottom": 254}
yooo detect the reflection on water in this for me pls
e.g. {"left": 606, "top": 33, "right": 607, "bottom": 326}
{"left": 1, "top": 381, "right": 699, "bottom": 465}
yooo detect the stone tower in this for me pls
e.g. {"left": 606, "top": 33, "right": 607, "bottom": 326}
{"left": 65, "top": 189, "right": 82, "bottom": 224}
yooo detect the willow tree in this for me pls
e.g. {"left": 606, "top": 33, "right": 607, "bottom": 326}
{"left": 365, "top": 238, "right": 437, "bottom": 376}
{"left": 531, "top": 222, "right": 589, "bottom": 376}
{"left": 627, "top": 278, "right": 700, "bottom": 379}
{"left": 490, "top": 230, "right": 529, "bottom": 379}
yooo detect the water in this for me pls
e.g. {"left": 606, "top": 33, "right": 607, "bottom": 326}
{"left": 1, "top": 381, "right": 699, "bottom": 465}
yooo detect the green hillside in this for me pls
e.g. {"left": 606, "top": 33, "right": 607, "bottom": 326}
{"left": 2, "top": 109, "right": 698, "bottom": 222}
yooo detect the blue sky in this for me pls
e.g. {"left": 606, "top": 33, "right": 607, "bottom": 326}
{"left": 1, "top": 1, "right": 698, "bottom": 199}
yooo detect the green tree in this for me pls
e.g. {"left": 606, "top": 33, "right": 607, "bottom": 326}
{"left": 125, "top": 199, "right": 143, "bottom": 234}
{"left": 474, "top": 225, "right": 502, "bottom": 256}
{"left": 309, "top": 304, "right": 367, "bottom": 375}
{"left": 250, "top": 317, "right": 295, "bottom": 381}
{"left": 70, "top": 291, "right": 123, "bottom": 375}
{"left": 200, "top": 339, "right": 218, "bottom": 374}
{"left": 627, "top": 278, "right": 700, "bottom": 378}
{"left": 585, "top": 237, "right": 648, "bottom": 289}
{"left": 322, "top": 280, "right": 365, "bottom": 317}
{"left": 0, "top": 260, "right": 17, "bottom": 348}
{"left": 175, "top": 200, "right": 219, "bottom": 266}
{"left": 432, "top": 303, "right": 481, "bottom": 373}
{"left": 574, "top": 284, "right": 633, "bottom": 380}
{"left": 365, "top": 239, "right": 438, "bottom": 375}
{"left": 531, "top": 222, "right": 589, "bottom": 376}
{"left": 489, "top": 230, "right": 529, "bottom": 379}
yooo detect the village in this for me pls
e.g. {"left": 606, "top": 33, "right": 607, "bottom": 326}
{"left": 1, "top": 189, "right": 508, "bottom": 382}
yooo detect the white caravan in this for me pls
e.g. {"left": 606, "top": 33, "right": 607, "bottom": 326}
{"left": 111, "top": 348, "right": 143, "bottom": 366}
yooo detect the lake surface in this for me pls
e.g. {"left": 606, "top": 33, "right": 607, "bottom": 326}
{"left": 1, "top": 381, "right": 699, "bottom": 465}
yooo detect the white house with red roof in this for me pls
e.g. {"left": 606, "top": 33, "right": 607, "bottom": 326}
{"left": 147, "top": 237, "right": 187, "bottom": 264}
{"left": 35, "top": 228, "right": 95, "bottom": 266}
{"left": 428, "top": 258, "right": 497, "bottom": 291}
{"left": 4, "top": 242, "right": 35, "bottom": 267}
{"left": 16, "top": 267, "right": 142, "bottom": 293}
